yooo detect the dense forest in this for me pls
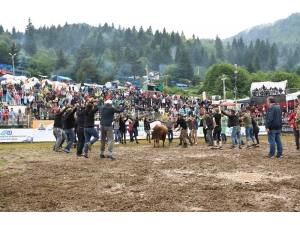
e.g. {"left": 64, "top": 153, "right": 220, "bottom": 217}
{"left": 1, "top": 13, "right": 300, "bottom": 99}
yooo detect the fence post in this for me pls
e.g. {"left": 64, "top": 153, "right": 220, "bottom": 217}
{"left": 28, "top": 115, "right": 30, "bottom": 128}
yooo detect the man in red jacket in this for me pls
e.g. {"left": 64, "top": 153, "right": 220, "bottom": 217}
{"left": 288, "top": 104, "right": 299, "bottom": 150}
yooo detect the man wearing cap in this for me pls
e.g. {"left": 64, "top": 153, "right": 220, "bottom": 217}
{"left": 99, "top": 99, "right": 129, "bottom": 160}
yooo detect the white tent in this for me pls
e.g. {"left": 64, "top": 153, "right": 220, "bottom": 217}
{"left": 286, "top": 91, "right": 300, "bottom": 101}
{"left": 250, "top": 80, "right": 287, "bottom": 92}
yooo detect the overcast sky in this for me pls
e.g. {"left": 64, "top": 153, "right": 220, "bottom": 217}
{"left": 1, "top": 0, "right": 298, "bottom": 39}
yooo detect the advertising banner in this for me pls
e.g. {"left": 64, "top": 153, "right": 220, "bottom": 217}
{"left": 32, "top": 120, "right": 56, "bottom": 142}
{"left": 33, "top": 120, "right": 101, "bottom": 142}
{"left": 0, "top": 129, "right": 33, "bottom": 142}
{"left": 0, "top": 122, "right": 276, "bottom": 143}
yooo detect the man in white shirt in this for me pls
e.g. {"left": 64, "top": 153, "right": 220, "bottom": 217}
{"left": 28, "top": 94, "right": 35, "bottom": 105}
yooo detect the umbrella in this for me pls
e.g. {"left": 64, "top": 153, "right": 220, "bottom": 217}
{"left": 220, "top": 101, "right": 235, "bottom": 106}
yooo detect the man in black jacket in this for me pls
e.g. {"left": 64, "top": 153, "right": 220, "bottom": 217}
{"left": 83, "top": 100, "right": 99, "bottom": 158}
{"left": 75, "top": 102, "right": 86, "bottom": 156}
{"left": 119, "top": 115, "right": 128, "bottom": 144}
{"left": 221, "top": 109, "right": 242, "bottom": 149}
{"left": 63, "top": 104, "right": 77, "bottom": 153}
{"left": 176, "top": 114, "right": 189, "bottom": 148}
{"left": 265, "top": 97, "right": 283, "bottom": 158}
{"left": 205, "top": 111, "right": 214, "bottom": 146}
{"left": 53, "top": 107, "right": 68, "bottom": 152}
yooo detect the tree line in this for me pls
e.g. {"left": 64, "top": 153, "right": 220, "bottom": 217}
{"left": 0, "top": 18, "right": 300, "bottom": 98}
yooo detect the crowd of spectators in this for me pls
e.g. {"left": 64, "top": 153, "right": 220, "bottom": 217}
{"left": 1, "top": 77, "right": 297, "bottom": 130}
{"left": 252, "top": 85, "right": 284, "bottom": 97}
{"left": 0, "top": 78, "right": 223, "bottom": 128}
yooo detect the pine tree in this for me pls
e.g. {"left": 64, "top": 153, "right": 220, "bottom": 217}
{"left": 12, "top": 27, "right": 17, "bottom": 39}
{"left": 215, "top": 36, "right": 224, "bottom": 61}
{"left": 56, "top": 48, "right": 69, "bottom": 69}
{"left": 0, "top": 42, "right": 11, "bottom": 64}
{"left": 72, "top": 43, "right": 92, "bottom": 80}
{"left": 24, "top": 18, "right": 37, "bottom": 56}
{"left": 268, "top": 43, "right": 278, "bottom": 71}
{"left": 0, "top": 25, "right": 4, "bottom": 34}
{"left": 254, "top": 54, "right": 261, "bottom": 71}
{"left": 146, "top": 26, "right": 153, "bottom": 35}
{"left": 138, "top": 26, "right": 144, "bottom": 40}
{"left": 10, "top": 42, "right": 20, "bottom": 66}
{"left": 179, "top": 48, "right": 193, "bottom": 79}
{"left": 154, "top": 30, "right": 162, "bottom": 45}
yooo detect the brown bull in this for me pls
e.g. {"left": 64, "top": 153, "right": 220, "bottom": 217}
{"left": 151, "top": 124, "right": 168, "bottom": 147}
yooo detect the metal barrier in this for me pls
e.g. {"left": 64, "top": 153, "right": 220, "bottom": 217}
{"left": 0, "top": 115, "right": 31, "bottom": 128}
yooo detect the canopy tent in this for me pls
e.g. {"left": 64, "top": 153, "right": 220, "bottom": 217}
{"left": 286, "top": 91, "right": 300, "bottom": 101}
{"left": 57, "top": 75, "right": 72, "bottom": 82}
{"left": 2, "top": 74, "right": 15, "bottom": 79}
{"left": 236, "top": 97, "right": 250, "bottom": 103}
{"left": 220, "top": 101, "right": 235, "bottom": 106}
{"left": 250, "top": 80, "right": 287, "bottom": 92}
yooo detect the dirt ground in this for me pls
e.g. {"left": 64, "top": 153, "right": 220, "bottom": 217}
{"left": 0, "top": 135, "right": 300, "bottom": 212}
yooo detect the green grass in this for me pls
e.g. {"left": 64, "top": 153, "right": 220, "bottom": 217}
{"left": 90, "top": 168, "right": 106, "bottom": 173}
{"left": 11, "top": 172, "right": 20, "bottom": 177}
{"left": 0, "top": 157, "right": 7, "bottom": 166}
{"left": 45, "top": 181, "right": 61, "bottom": 187}
{"left": 115, "top": 179, "right": 124, "bottom": 184}
{"left": 73, "top": 174, "right": 84, "bottom": 179}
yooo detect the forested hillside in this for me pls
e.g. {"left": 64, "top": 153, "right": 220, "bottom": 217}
{"left": 225, "top": 13, "right": 300, "bottom": 49}
{"left": 0, "top": 14, "right": 300, "bottom": 98}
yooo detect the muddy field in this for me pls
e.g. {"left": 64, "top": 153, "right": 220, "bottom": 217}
{"left": 0, "top": 135, "right": 300, "bottom": 212}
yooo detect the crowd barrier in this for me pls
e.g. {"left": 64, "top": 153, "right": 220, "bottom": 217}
{"left": 0, "top": 120, "right": 277, "bottom": 143}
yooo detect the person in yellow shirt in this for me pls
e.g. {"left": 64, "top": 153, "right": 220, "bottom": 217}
{"left": 37, "top": 91, "right": 44, "bottom": 102}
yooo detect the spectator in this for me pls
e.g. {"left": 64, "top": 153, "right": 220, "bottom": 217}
{"left": 265, "top": 97, "right": 283, "bottom": 158}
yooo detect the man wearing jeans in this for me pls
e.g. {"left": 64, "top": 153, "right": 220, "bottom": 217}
{"left": 221, "top": 109, "right": 242, "bottom": 149}
{"left": 99, "top": 100, "right": 128, "bottom": 160}
{"left": 265, "top": 97, "right": 283, "bottom": 158}
{"left": 63, "top": 106, "right": 77, "bottom": 153}
{"left": 240, "top": 109, "right": 257, "bottom": 148}
{"left": 83, "top": 100, "right": 99, "bottom": 158}
{"left": 53, "top": 107, "right": 68, "bottom": 152}
{"left": 165, "top": 117, "right": 174, "bottom": 144}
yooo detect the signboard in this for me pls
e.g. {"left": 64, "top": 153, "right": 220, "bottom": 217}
{"left": 0, "top": 122, "right": 283, "bottom": 143}
{"left": 281, "top": 124, "right": 294, "bottom": 134}
{"left": 33, "top": 120, "right": 56, "bottom": 142}
{"left": 0, "top": 129, "right": 33, "bottom": 142}
{"left": 33, "top": 120, "right": 101, "bottom": 142}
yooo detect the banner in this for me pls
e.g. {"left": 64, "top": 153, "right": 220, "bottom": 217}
{"left": 0, "top": 129, "right": 33, "bottom": 142}
{"left": 281, "top": 124, "right": 294, "bottom": 134}
{"left": 33, "top": 120, "right": 56, "bottom": 142}
{"left": 33, "top": 120, "right": 101, "bottom": 142}
{"left": 0, "top": 123, "right": 278, "bottom": 143}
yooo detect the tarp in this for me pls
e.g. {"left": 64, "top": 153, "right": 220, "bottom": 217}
{"left": 176, "top": 83, "right": 188, "bottom": 87}
{"left": 250, "top": 80, "right": 287, "bottom": 92}
{"left": 286, "top": 91, "right": 300, "bottom": 101}
{"left": 237, "top": 97, "right": 250, "bottom": 103}
{"left": 131, "top": 81, "right": 140, "bottom": 85}
{"left": 57, "top": 75, "right": 72, "bottom": 82}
